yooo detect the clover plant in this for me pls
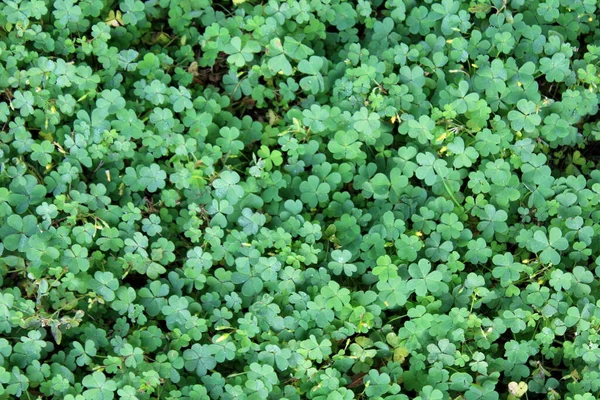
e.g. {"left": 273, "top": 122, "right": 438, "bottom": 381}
{"left": 0, "top": 0, "right": 600, "bottom": 399}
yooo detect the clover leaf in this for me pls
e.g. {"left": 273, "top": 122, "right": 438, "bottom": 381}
{"left": 1, "top": 1, "right": 600, "bottom": 399}
{"left": 540, "top": 53, "right": 571, "bottom": 83}
{"left": 82, "top": 372, "right": 116, "bottom": 400}
{"left": 528, "top": 227, "right": 569, "bottom": 265}
{"left": 407, "top": 259, "right": 446, "bottom": 297}
{"left": 508, "top": 100, "right": 541, "bottom": 133}
{"left": 183, "top": 344, "right": 217, "bottom": 377}
{"left": 224, "top": 37, "right": 261, "bottom": 67}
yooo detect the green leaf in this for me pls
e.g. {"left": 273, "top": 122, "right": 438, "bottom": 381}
{"left": 464, "top": 238, "right": 492, "bottom": 264}
{"left": 328, "top": 249, "right": 357, "bottom": 276}
{"left": 376, "top": 277, "right": 408, "bottom": 308}
{"left": 93, "top": 271, "right": 119, "bottom": 302}
{"left": 353, "top": 107, "right": 381, "bottom": 144}
{"left": 416, "top": 152, "right": 448, "bottom": 186}
{"left": 372, "top": 255, "right": 398, "bottom": 282}
{"left": 298, "top": 56, "right": 325, "bottom": 94}
{"left": 529, "top": 227, "right": 569, "bottom": 265}
{"left": 320, "top": 281, "right": 351, "bottom": 312}
{"left": 299, "top": 176, "right": 330, "bottom": 207}
{"left": 492, "top": 253, "right": 524, "bottom": 286}
{"left": 82, "top": 372, "right": 116, "bottom": 400}
{"left": 539, "top": 53, "right": 570, "bottom": 82}
{"left": 407, "top": 259, "right": 446, "bottom": 296}
{"left": 368, "top": 173, "right": 391, "bottom": 200}
{"left": 507, "top": 99, "right": 541, "bottom": 133}
{"left": 267, "top": 38, "right": 293, "bottom": 75}
{"left": 475, "top": 204, "right": 508, "bottom": 240}
{"left": 224, "top": 37, "right": 261, "bottom": 67}
{"left": 447, "top": 137, "right": 478, "bottom": 168}
{"left": 183, "top": 344, "right": 217, "bottom": 377}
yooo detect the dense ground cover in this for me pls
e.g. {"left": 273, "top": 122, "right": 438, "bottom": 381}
{"left": 1, "top": 0, "right": 600, "bottom": 398}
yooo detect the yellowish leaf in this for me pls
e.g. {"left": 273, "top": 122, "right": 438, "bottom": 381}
{"left": 215, "top": 333, "right": 230, "bottom": 343}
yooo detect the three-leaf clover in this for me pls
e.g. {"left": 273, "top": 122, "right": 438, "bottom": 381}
{"left": 183, "top": 344, "right": 217, "bottom": 377}
{"left": 508, "top": 100, "right": 541, "bottom": 133}
{"left": 528, "top": 227, "right": 569, "bottom": 265}
{"left": 82, "top": 372, "right": 117, "bottom": 400}
{"left": 407, "top": 259, "right": 446, "bottom": 296}
{"left": 224, "top": 37, "right": 261, "bottom": 67}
